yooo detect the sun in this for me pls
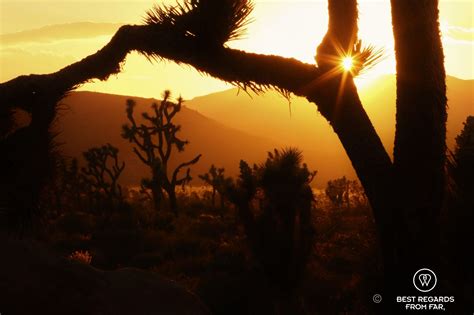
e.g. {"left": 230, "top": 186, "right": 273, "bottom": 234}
{"left": 342, "top": 56, "right": 353, "bottom": 72}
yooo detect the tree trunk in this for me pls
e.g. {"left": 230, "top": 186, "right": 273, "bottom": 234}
{"left": 150, "top": 183, "right": 162, "bottom": 212}
{"left": 314, "top": 0, "right": 397, "bottom": 288}
{"left": 168, "top": 189, "right": 178, "bottom": 216}
{"left": 219, "top": 193, "right": 225, "bottom": 218}
{"left": 390, "top": 0, "right": 447, "bottom": 294}
{"left": 211, "top": 187, "right": 216, "bottom": 208}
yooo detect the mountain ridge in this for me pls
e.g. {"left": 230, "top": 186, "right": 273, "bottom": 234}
{"left": 55, "top": 74, "right": 473, "bottom": 188}
{"left": 56, "top": 91, "right": 279, "bottom": 187}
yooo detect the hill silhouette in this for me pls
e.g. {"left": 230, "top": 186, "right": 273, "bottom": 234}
{"left": 55, "top": 75, "right": 472, "bottom": 188}
{"left": 56, "top": 91, "right": 277, "bottom": 187}
{"left": 186, "top": 75, "right": 473, "bottom": 182}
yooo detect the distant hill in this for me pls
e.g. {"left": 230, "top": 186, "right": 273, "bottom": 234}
{"left": 56, "top": 91, "right": 277, "bottom": 186}
{"left": 56, "top": 75, "right": 472, "bottom": 188}
{"left": 186, "top": 75, "right": 473, "bottom": 184}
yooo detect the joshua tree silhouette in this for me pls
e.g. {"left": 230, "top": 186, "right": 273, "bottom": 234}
{"left": 199, "top": 164, "right": 229, "bottom": 212}
{"left": 122, "top": 91, "right": 201, "bottom": 214}
{"left": 81, "top": 143, "right": 125, "bottom": 206}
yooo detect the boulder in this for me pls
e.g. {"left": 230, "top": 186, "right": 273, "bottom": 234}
{"left": 0, "top": 239, "right": 210, "bottom": 315}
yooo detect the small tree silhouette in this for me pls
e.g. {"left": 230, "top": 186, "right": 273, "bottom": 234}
{"left": 121, "top": 90, "right": 201, "bottom": 214}
{"left": 325, "top": 176, "right": 364, "bottom": 208}
{"left": 225, "top": 148, "right": 316, "bottom": 297}
{"left": 445, "top": 116, "right": 474, "bottom": 305}
{"left": 450, "top": 116, "right": 474, "bottom": 194}
{"left": 199, "top": 164, "right": 228, "bottom": 211}
{"left": 325, "top": 176, "right": 350, "bottom": 207}
{"left": 81, "top": 143, "right": 125, "bottom": 206}
{"left": 52, "top": 157, "right": 84, "bottom": 213}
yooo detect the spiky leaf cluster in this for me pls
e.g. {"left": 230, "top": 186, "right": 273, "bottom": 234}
{"left": 145, "top": 0, "right": 254, "bottom": 46}
{"left": 350, "top": 40, "right": 385, "bottom": 76}
{"left": 223, "top": 148, "right": 316, "bottom": 292}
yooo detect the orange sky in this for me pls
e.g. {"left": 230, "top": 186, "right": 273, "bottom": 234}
{"left": 0, "top": 0, "right": 473, "bottom": 99}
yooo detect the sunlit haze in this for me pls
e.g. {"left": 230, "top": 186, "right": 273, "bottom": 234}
{"left": 1, "top": 0, "right": 473, "bottom": 99}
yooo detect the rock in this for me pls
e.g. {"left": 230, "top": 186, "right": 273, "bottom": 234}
{"left": 0, "top": 239, "right": 210, "bottom": 315}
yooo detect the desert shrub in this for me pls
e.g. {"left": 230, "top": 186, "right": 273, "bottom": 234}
{"left": 54, "top": 212, "right": 96, "bottom": 235}
{"left": 92, "top": 228, "right": 143, "bottom": 268}
{"left": 171, "top": 236, "right": 204, "bottom": 257}
{"left": 192, "top": 214, "right": 227, "bottom": 238}
{"left": 52, "top": 235, "right": 92, "bottom": 255}
{"left": 211, "top": 241, "right": 247, "bottom": 273}
{"left": 68, "top": 250, "right": 92, "bottom": 264}
{"left": 154, "top": 212, "right": 175, "bottom": 231}
{"left": 178, "top": 197, "right": 207, "bottom": 218}
{"left": 141, "top": 229, "right": 165, "bottom": 252}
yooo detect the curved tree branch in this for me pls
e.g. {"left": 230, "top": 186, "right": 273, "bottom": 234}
{"left": 0, "top": 24, "right": 319, "bottom": 113}
{"left": 172, "top": 154, "right": 202, "bottom": 185}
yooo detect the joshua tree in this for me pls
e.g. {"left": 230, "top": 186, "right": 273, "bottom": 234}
{"left": 47, "top": 157, "right": 84, "bottom": 213}
{"left": 325, "top": 176, "right": 364, "bottom": 208}
{"left": 325, "top": 176, "right": 350, "bottom": 208}
{"left": 0, "top": 0, "right": 449, "bottom": 304}
{"left": 81, "top": 143, "right": 125, "bottom": 205}
{"left": 199, "top": 164, "right": 228, "bottom": 210}
{"left": 122, "top": 91, "right": 201, "bottom": 214}
{"left": 225, "top": 148, "right": 316, "bottom": 301}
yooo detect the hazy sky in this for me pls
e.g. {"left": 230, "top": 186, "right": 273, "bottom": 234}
{"left": 1, "top": 0, "right": 473, "bottom": 99}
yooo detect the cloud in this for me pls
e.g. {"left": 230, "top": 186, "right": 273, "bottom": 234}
{"left": 0, "top": 48, "right": 77, "bottom": 81}
{"left": 0, "top": 22, "right": 123, "bottom": 46}
{"left": 441, "top": 21, "right": 474, "bottom": 43}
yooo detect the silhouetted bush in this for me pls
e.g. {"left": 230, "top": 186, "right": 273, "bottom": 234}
{"left": 224, "top": 148, "right": 316, "bottom": 297}
{"left": 55, "top": 211, "right": 96, "bottom": 235}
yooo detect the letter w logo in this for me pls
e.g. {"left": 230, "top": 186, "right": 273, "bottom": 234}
{"left": 418, "top": 274, "right": 431, "bottom": 286}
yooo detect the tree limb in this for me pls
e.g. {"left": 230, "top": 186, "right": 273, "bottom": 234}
{"left": 0, "top": 24, "right": 319, "bottom": 113}
{"left": 172, "top": 154, "right": 202, "bottom": 185}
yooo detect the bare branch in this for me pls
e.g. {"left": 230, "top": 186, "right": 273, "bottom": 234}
{"left": 0, "top": 23, "right": 319, "bottom": 113}
{"left": 172, "top": 154, "right": 202, "bottom": 185}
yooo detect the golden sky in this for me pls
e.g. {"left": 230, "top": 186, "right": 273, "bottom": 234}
{"left": 1, "top": 0, "right": 473, "bottom": 99}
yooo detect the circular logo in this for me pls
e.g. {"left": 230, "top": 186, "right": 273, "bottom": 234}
{"left": 413, "top": 268, "right": 437, "bottom": 292}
